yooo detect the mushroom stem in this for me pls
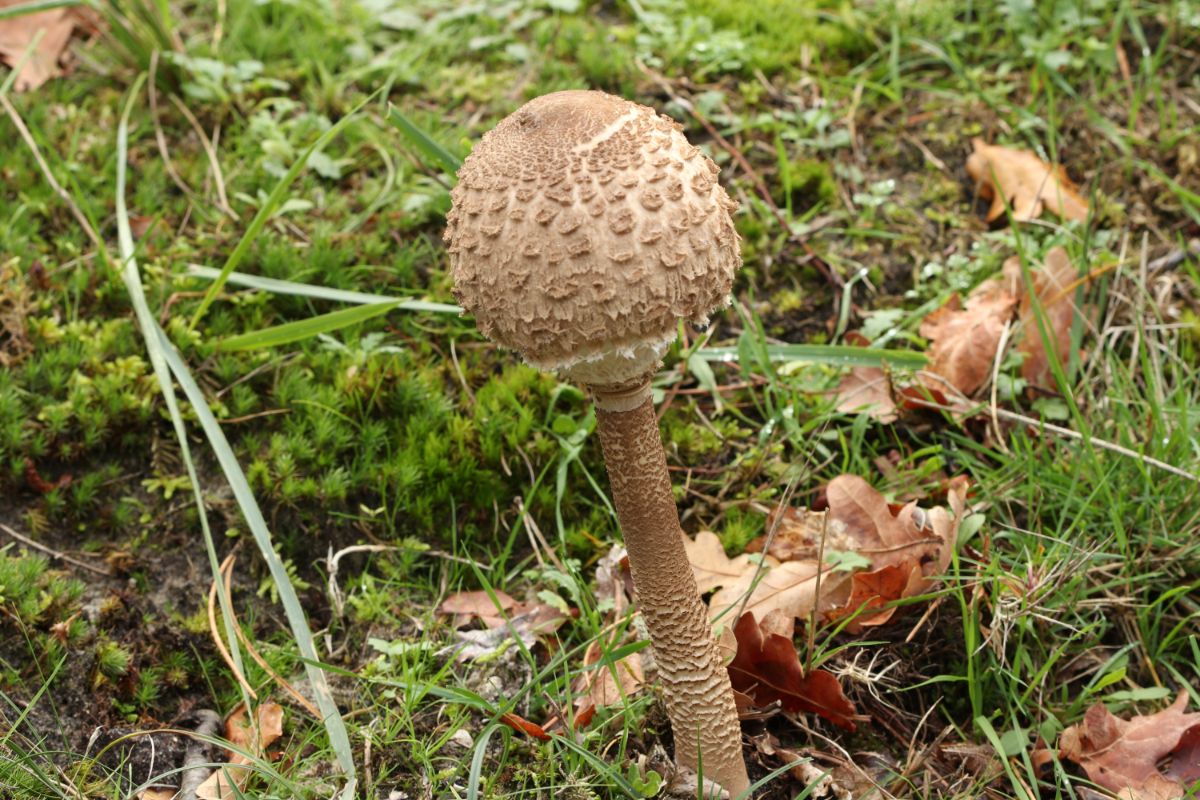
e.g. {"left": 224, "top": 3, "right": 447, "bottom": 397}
{"left": 592, "top": 387, "right": 750, "bottom": 797}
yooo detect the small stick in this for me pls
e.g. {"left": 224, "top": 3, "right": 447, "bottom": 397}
{"left": 168, "top": 94, "right": 237, "bottom": 220}
{"left": 910, "top": 387, "right": 1200, "bottom": 483}
{"left": 0, "top": 523, "right": 113, "bottom": 577}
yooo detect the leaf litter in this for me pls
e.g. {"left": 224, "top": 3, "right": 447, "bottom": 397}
{"left": 966, "top": 138, "right": 1090, "bottom": 223}
{"left": 1037, "top": 692, "right": 1200, "bottom": 799}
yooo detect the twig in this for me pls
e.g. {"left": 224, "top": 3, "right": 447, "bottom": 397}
{"left": 732, "top": 474, "right": 802, "bottom": 625}
{"left": 0, "top": 93, "right": 104, "bottom": 250}
{"left": 1146, "top": 239, "right": 1198, "bottom": 272}
{"left": 988, "top": 319, "right": 1013, "bottom": 454}
{"left": 0, "top": 523, "right": 114, "bottom": 577}
{"left": 149, "top": 51, "right": 198, "bottom": 205}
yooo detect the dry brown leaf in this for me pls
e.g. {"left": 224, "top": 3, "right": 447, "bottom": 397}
{"left": 966, "top": 138, "right": 1089, "bottom": 223}
{"left": 573, "top": 638, "right": 645, "bottom": 711}
{"left": 833, "top": 366, "right": 897, "bottom": 422}
{"left": 1016, "top": 246, "right": 1085, "bottom": 389}
{"left": 1058, "top": 692, "right": 1200, "bottom": 799}
{"left": 683, "top": 530, "right": 849, "bottom": 624}
{"left": 920, "top": 285, "right": 1017, "bottom": 397}
{"left": 138, "top": 791, "right": 175, "bottom": 800}
{"left": 196, "top": 702, "right": 284, "bottom": 800}
{"left": 438, "top": 589, "right": 518, "bottom": 628}
{"left": 727, "top": 611, "right": 858, "bottom": 730}
{"left": 0, "top": 0, "right": 77, "bottom": 91}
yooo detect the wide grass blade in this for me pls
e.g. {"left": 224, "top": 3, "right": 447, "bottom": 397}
{"left": 696, "top": 343, "right": 927, "bottom": 369}
{"left": 220, "top": 299, "right": 403, "bottom": 351}
{"left": 0, "top": 0, "right": 80, "bottom": 19}
{"left": 186, "top": 264, "right": 461, "bottom": 312}
{"left": 113, "top": 72, "right": 254, "bottom": 737}
{"left": 117, "top": 76, "right": 358, "bottom": 796}
{"left": 387, "top": 104, "right": 463, "bottom": 174}
{"left": 188, "top": 94, "right": 377, "bottom": 333}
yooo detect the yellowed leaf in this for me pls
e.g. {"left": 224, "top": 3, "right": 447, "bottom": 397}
{"left": 966, "top": 138, "right": 1089, "bottom": 223}
{"left": 0, "top": 0, "right": 76, "bottom": 91}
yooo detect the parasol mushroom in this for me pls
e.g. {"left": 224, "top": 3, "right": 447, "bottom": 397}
{"left": 445, "top": 90, "right": 749, "bottom": 795}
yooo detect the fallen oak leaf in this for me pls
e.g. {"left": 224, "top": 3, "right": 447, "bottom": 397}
{"left": 195, "top": 702, "right": 284, "bottom": 800}
{"left": 728, "top": 611, "right": 858, "bottom": 731}
{"left": 684, "top": 530, "right": 851, "bottom": 624}
{"left": 920, "top": 289, "right": 1017, "bottom": 397}
{"left": 833, "top": 366, "right": 897, "bottom": 422}
{"left": 438, "top": 589, "right": 518, "bottom": 629}
{"left": 966, "top": 138, "right": 1089, "bottom": 223}
{"left": 1058, "top": 692, "right": 1200, "bottom": 799}
{"left": 0, "top": 0, "right": 77, "bottom": 91}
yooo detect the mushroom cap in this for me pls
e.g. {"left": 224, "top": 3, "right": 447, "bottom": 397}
{"left": 446, "top": 90, "right": 740, "bottom": 387}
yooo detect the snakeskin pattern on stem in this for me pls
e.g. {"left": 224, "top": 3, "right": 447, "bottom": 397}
{"left": 594, "top": 395, "right": 749, "bottom": 795}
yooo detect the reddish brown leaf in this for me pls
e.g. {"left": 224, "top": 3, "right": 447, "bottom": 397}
{"left": 966, "top": 139, "right": 1089, "bottom": 223}
{"left": 920, "top": 273, "right": 1018, "bottom": 397}
{"left": 24, "top": 458, "right": 71, "bottom": 494}
{"left": 1058, "top": 692, "right": 1200, "bottom": 798}
{"left": 1016, "top": 247, "right": 1085, "bottom": 390}
{"left": 826, "top": 561, "right": 924, "bottom": 630}
{"left": 500, "top": 712, "right": 552, "bottom": 741}
{"left": 727, "top": 611, "right": 858, "bottom": 731}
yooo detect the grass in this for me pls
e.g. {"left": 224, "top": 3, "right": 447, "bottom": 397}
{"left": 1, "top": 0, "right": 1198, "bottom": 797}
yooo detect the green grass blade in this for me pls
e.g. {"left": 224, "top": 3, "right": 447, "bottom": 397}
{"left": 117, "top": 75, "right": 358, "bottom": 796}
{"left": 386, "top": 104, "right": 463, "bottom": 174}
{"left": 0, "top": 0, "right": 81, "bottom": 19}
{"left": 187, "top": 94, "right": 377, "bottom": 333}
{"left": 153, "top": 326, "right": 358, "bottom": 793}
{"left": 696, "top": 343, "right": 927, "bottom": 369}
{"left": 113, "top": 73, "right": 255, "bottom": 728}
{"left": 185, "top": 264, "right": 462, "bottom": 312}
{"left": 220, "top": 300, "right": 402, "bottom": 351}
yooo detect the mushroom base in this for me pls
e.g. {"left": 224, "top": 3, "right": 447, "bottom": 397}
{"left": 593, "top": 393, "right": 750, "bottom": 796}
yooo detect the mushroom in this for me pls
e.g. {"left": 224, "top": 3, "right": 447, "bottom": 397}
{"left": 445, "top": 90, "right": 749, "bottom": 795}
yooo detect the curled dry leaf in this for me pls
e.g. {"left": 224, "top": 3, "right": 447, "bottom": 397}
{"left": 196, "top": 702, "right": 284, "bottom": 800}
{"left": 1015, "top": 246, "right": 1086, "bottom": 390}
{"left": 1054, "top": 692, "right": 1200, "bottom": 799}
{"left": 728, "top": 611, "right": 858, "bottom": 730}
{"left": 833, "top": 366, "right": 897, "bottom": 422}
{"left": 742, "top": 475, "right": 967, "bottom": 632}
{"left": 966, "top": 138, "right": 1089, "bottom": 223}
{"left": 683, "top": 529, "right": 849, "bottom": 624}
{"left": 920, "top": 268, "right": 1019, "bottom": 397}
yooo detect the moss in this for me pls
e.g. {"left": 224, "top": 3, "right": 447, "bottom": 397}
{"left": 685, "top": 0, "right": 870, "bottom": 71}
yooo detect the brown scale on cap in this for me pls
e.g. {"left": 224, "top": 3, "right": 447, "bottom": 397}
{"left": 445, "top": 90, "right": 740, "bottom": 385}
